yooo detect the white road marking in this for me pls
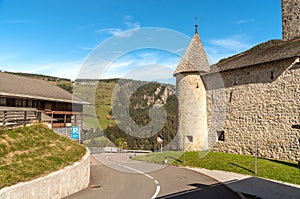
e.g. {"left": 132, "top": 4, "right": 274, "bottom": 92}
{"left": 151, "top": 185, "right": 160, "bottom": 199}
{"left": 105, "top": 155, "right": 161, "bottom": 198}
{"left": 122, "top": 165, "right": 145, "bottom": 174}
{"left": 145, "top": 174, "right": 154, "bottom": 179}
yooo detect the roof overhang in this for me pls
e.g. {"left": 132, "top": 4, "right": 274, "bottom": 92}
{"left": 0, "top": 92, "right": 91, "bottom": 105}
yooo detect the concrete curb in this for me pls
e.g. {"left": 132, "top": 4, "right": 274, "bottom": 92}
{"left": 0, "top": 148, "right": 90, "bottom": 199}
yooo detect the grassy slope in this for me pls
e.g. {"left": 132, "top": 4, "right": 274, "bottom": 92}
{"left": 134, "top": 151, "right": 300, "bottom": 185}
{"left": 0, "top": 124, "right": 86, "bottom": 189}
{"left": 74, "top": 81, "right": 116, "bottom": 130}
{"left": 95, "top": 81, "right": 116, "bottom": 129}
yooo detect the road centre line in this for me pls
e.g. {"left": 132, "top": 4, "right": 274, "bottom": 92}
{"left": 105, "top": 156, "right": 160, "bottom": 198}
{"left": 151, "top": 185, "right": 160, "bottom": 199}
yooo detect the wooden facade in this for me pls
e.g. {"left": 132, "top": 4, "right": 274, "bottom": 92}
{"left": 0, "top": 72, "right": 90, "bottom": 132}
{"left": 0, "top": 95, "right": 85, "bottom": 129}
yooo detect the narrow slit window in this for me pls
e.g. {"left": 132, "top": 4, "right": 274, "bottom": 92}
{"left": 217, "top": 131, "right": 225, "bottom": 141}
{"left": 229, "top": 91, "right": 233, "bottom": 103}
{"left": 234, "top": 77, "right": 237, "bottom": 85}
{"left": 271, "top": 71, "right": 274, "bottom": 80}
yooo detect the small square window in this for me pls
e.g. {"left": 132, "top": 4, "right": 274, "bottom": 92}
{"left": 217, "top": 131, "right": 225, "bottom": 141}
{"left": 186, "top": 135, "right": 193, "bottom": 142}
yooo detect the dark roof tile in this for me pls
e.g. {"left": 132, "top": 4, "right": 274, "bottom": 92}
{"left": 0, "top": 73, "right": 89, "bottom": 104}
{"left": 211, "top": 38, "right": 300, "bottom": 72}
{"left": 174, "top": 33, "right": 210, "bottom": 75}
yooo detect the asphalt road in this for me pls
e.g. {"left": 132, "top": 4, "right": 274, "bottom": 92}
{"left": 65, "top": 153, "right": 240, "bottom": 199}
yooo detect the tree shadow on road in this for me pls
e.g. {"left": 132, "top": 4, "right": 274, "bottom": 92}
{"left": 156, "top": 182, "right": 240, "bottom": 199}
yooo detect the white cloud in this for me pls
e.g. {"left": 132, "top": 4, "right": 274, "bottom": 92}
{"left": 82, "top": 47, "right": 94, "bottom": 51}
{"left": 206, "top": 35, "right": 252, "bottom": 64}
{"left": 95, "top": 28, "right": 123, "bottom": 36}
{"left": 123, "top": 15, "right": 140, "bottom": 29}
{"left": 124, "top": 64, "right": 175, "bottom": 82}
{"left": 235, "top": 19, "right": 255, "bottom": 24}
{"left": 209, "top": 38, "right": 250, "bottom": 52}
{"left": 100, "top": 50, "right": 180, "bottom": 83}
{"left": 4, "top": 60, "right": 83, "bottom": 80}
{"left": 206, "top": 49, "right": 236, "bottom": 64}
{"left": 125, "top": 21, "right": 140, "bottom": 29}
{"left": 95, "top": 15, "right": 140, "bottom": 38}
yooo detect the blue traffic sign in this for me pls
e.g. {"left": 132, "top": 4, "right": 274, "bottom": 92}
{"left": 71, "top": 126, "right": 80, "bottom": 139}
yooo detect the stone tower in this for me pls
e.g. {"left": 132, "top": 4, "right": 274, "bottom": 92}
{"left": 282, "top": 0, "right": 300, "bottom": 41}
{"left": 173, "top": 25, "right": 210, "bottom": 151}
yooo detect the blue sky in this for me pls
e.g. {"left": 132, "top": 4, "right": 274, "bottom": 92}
{"left": 0, "top": 0, "right": 281, "bottom": 81}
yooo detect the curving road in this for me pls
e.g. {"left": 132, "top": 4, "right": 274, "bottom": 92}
{"left": 65, "top": 153, "right": 240, "bottom": 199}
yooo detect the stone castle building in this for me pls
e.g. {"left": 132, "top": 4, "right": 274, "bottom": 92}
{"left": 174, "top": 0, "right": 300, "bottom": 161}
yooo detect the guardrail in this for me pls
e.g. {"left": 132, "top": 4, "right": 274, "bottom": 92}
{"left": 122, "top": 149, "right": 152, "bottom": 153}
{"left": 86, "top": 147, "right": 152, "bottom": 154}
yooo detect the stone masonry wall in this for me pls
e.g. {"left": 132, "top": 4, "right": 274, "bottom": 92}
{"left": 176, "top": 73, "right": 208, "bottom": 151}
{"left": 282, "top": 0, "right": 300, "bottom": 41}
{"left": 204, "top": 58, "right": 300, "bottom": 161}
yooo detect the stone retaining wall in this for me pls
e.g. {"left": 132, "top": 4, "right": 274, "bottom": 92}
{"left": 0, "top": 149, "right": 90, "bottom": 199}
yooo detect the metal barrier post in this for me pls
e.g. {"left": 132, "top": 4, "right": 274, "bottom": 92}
{"left": 3, "top": 111, "right": 7, "bottom": 126}
{"left": 37, "top": 111, "right": 42, "bottom": 122}
{"left": 24, "top": 111, "right": 27, "bottom": 126}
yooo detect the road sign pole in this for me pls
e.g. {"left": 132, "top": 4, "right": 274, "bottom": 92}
{"left": 183, "top": 134, "right": 185, "bottom": 164}
{"left": 254, "top": 140, "right": 258, "bottom": 174}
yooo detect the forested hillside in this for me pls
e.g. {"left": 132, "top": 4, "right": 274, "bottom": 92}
{"left": 4, "top": 71, "right": 178, "bottom": 150}
{"left": 75, "top": 79, "right": 177, "bottom": 150}
{"left": 105, "top": 79, "right": 177, "bottom": 150}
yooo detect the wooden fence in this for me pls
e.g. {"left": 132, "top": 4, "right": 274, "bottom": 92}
{"left": 0, "top": 107, "right": 41, "bottom": 128}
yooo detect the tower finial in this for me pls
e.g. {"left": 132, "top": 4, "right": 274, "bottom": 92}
{"left": 195, "top": 16, "right": 198, "bottom": 34}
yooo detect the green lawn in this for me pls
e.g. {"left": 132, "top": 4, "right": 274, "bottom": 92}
{"left": 134, "top": 151, "right": 300, "bottom": 185}
{"left": 0, "top": 124, "right": 86, "bottom": 189}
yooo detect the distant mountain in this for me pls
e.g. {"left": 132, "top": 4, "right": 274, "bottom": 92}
{"left": 3, "top": 71, "right": 178, "bottom": 150}
{"left": 4, "top": 71, "right": 71, "bottom": 82}
{"left": 75, "top": 78, "right": 177, "bottom": 151}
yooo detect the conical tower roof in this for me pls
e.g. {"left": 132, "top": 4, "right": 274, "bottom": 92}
{"left": 174, "top": 25, "right": 210, "bottom": 76}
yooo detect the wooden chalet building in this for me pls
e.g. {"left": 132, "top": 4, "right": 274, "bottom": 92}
{"left": 0, "top": 72, "right": 90, "bottom": 134}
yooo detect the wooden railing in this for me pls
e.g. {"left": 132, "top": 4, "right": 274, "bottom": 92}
{"left": 0, "top": 107, "right": 41, "bottom": 128}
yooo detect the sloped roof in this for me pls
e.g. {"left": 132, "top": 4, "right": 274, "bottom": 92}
{"left": 0, "top": 72, "right": 90, "bottom": 104}
{"left": 210, "top": 37, "right": 300, "bottom": 73}
{"left": 174, "top": 30, "right": 210, "bottom": 76}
